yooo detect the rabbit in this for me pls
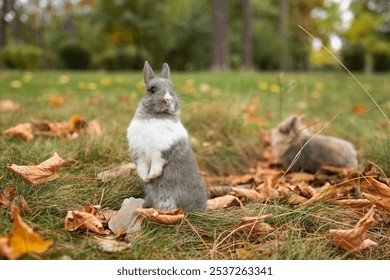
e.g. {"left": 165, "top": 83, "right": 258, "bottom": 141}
{"left": 271, "top": 114, "right": 358, "bottom": 173}
{"left": 127, "top": 61, "right": 208, "bottom": 211}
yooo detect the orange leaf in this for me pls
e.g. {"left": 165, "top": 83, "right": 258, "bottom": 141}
{"left": 64, "top": 210, "right": 104, "bottom": 233}
{"left": 48, "top": 95, "right": 65, "bottom": 106}
{"left": 352, "top": 104, "right": 367, "bottom": 115}
{"left": 137, "top": 208, "right": 184, "bottom": 225}
{"left": 207, "top": 195, "right": 244, "bottom": 210}
{"left": 229, "top": 174, "right": 255, "bottom": 185}
{"left": 0, "top": 206, "right": 53, "bottom": 259}
{"left": 2, "top": 123, "right": 33, "bottom": 141}
{"left": 0, "top": 187, "right": 16, "bottom": 206}
{"left": 32, "top": 119, "right": 70, "bottom": 138}
{"left": 68, "top": 114, "right": 87, "bottom": 133}
{"left": 329, "top": 205, "right": 377, "bottom": 251}
{"left": 0, "top": 100, "right": 20, "bottom": 111}
{"left": 5, "top": 152, "right": 65, "bottom": 186}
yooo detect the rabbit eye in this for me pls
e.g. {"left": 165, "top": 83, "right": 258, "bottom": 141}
{"left": 149, "top": 86, "right": 156, "bottom": 94}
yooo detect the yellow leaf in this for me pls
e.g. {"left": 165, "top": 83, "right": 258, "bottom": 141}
{"left": 0, "top": 206, "right": 53, "bottom": 259}
{"left": 5, "top": 152, "right": 65, "bottom": 186}
{"left": 2, "top": 123, "right": 33, "bottom": 141}
{"left": 329, "top": 205, "right": 377, "bottom": 252}
{"left": 137, "top": 208, "right": 184, "bottom": 225}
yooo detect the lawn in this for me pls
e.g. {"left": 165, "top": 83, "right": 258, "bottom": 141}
{"left": 0, "top": 69, "right": 389, "bottom": 260}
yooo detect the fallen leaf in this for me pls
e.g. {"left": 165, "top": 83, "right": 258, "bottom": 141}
{"left": 2, "top": 123, "right": 34, "bottom": 141}
{"left": 87, "top": 119, "right": 103, "bottom": 137}
{"left": 64, "top": 210, "right": 104, "bottom": 234}
{"left": 48, "top": 95, "right": 65, "bottom": 106}
{"left": 0, "top": 206, "right": 53, "bottom": 259}
{"left": 286, "top": 172, "right": 315, "bottom": 184}
{"left": 207, "top": 185, "right": 232, "bottom": 198}
{"left": 236, "top": 214, "right": 274, "bottom": 235}
{"left": 207, "top": 195, "right": 244, "bottom": 210}
{"left": 230, "top": 187, "right": 266, "bottom": 202}
{"left": 5, "top": 152, "right": 65, "bottom": 186}
{"left": 137, "top": 208, "right": 184, "bottom": 225}
{"left": 94, "top": 236, "right": 132, "bottom": 253}
{"left": 288, "top": 193, "right": 308, "bottom": 204}
{"left": 68, "top": 114, "right": 87, "bottom": 133}
{"left": 329, "top": 205, "right": 377, "bottom": 252}
{"left": 362, "top": 177, "right": 390, "bottom": 212}
{"left": 31, "top": 119, "right": 70, "bottom": 138}
{"left": 96, "top": 163, "right": 137, "bottom": 182}
{"left": 352, "top": 104, "right": 367, "bottom": 115}
{"left": 302, "top": 183, "right": 337, "bottom": 206}
{"left": 229, "top": 174, "right": 255, "bottom": 185}
{"left": 18, "top": 196, "right": 31, "bottom": 214}
{"left": 0, "top": 187, "right": 17, "bottom": 206}
{"left": 0, "top": 100, "right": 20, "bottom": 111}
{"left": 108, "top": 197, "right": 144, "bottom": 235}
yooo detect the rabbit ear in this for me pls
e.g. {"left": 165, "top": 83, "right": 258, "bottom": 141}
{"left": 143, "top": 61, "right": 155, "bottom": 84}
{"left": 161, "top": 63, "right": 170, "bottom": 79}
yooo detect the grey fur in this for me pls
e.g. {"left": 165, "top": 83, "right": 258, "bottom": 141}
{"left": 128, "top": 62, "right": 208, "bottom": 211}
{"left": 271, "top": 114, "right": 358, "bottom": 173}
{"left": 143, "top": 138, "right": 208, "bottom": 210}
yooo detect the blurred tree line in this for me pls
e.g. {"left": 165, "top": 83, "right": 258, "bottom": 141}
{"left": 0, "top": 0, "right": 388, "bottom": 72}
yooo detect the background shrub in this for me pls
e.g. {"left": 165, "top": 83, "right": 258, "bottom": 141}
{"left": 0, "top": 44, "right": 43, "bottom": 69}
{"left": 59, "top": 43, "right": 91, "bottom": 70}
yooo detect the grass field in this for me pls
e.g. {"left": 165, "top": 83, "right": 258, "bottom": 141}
{"left": 0, "top": 69, "right": 389, "bottom": 260}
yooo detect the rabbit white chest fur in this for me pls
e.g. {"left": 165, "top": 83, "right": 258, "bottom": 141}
{"left": 127, "top": 118, "right": 188, "bottom": 182}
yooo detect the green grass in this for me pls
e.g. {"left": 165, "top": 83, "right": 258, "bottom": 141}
{"left": 0, "top": 70, "right": 389, "bottom": 260}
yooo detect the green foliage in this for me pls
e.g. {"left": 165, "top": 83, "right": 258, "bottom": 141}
{"left": 59, "top": 43, "right": 91, "bottom": 70}
{"left": 0, "top": 44, "right": 43, "bottom": 69}
{"left": 94, "top": 46, "right": 145, "bottom": 70}
{"left": 341, "top": 44, "right": 365, "bottom": 71}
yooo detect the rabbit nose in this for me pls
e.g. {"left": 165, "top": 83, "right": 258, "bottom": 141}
{"left": 164, "top": 92, "right": 173, "bottom": 103}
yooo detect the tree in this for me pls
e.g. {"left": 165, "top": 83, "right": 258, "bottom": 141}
{"left": 0, "top": 0, "right": 8, "bottom": 47}
{"left": 242, "top": 0, "right": 252, "bottom": 70}
{"left": 279, "top": 0, "right": 288, "bottom": 71}
{"left": 211, "top": 0, "right": 229, "bottom": 71}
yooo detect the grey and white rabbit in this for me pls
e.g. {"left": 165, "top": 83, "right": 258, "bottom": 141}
{"left": 271, "top": 114, "right": 358, "bottom": 173}
{"left": 127, "top": 62, "right": 208, "bottom": 211}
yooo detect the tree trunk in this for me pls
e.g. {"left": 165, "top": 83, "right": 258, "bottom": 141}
{"left": 211, "top": 0, "right": 229, "bottom": 71}
{"left": 0, "top": 0, "right": 8, "bottom": 47}
{"left": 279, "top": 0, "right": 288, "bottom": 71}
{"left": 242, "top": 0, "right": 252, "bottom": 71}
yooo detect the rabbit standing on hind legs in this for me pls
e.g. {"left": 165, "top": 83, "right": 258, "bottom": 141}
{"left": 127, "top": 62, "right": 208, "bottom": 211}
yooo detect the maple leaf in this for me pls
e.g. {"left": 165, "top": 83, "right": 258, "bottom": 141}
{"left": 0, "top": 206, "right": 53, "bottom": 259}
{"left": 137, "top": 208, "right": 184, "bottom": 225}
{"left": 5, "top": 152, "right": 65, "bottom": 186}
{"left": 2, "top": 123, "right": 34, "bottom": 141}
{"left": 329, "top": 205, "right": 377, "bottom": 252}
{"left": 207, "top": 194, "right": 244, "bottom": 210}
{"left": 0, "top": 100, "right": 20, "bottom": 111}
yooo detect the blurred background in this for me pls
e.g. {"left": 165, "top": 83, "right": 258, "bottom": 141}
{"left": 0, "top": 0, "right": 389, "bottom": 73}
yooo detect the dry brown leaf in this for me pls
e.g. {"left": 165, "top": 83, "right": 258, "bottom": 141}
{"left": 64, "top": 210, "right": 104, "bottom": 234}
{"left": 352, "top": 104, "right": 368, "bottom": 115}
{"left": 2, "top": 123, "right": 34, "bottom": 141}
{"left": 320, "top": 165, "right": 356, "bottom": 178}
{"left": 362, "top": 177, "right": 390, "bottom": 212}
{"left": 0, "top": 100, "right": 20, "bottom": 111}
{"left": 87, "top": 119, "right": 103, "bottom": 137}
{"left": 230, "top": 187, "right": 266, "bottom": 202}
{"left": 237, "top": 214, "right": 274, "bottom": 235}
{"left": 5, "top": 152, "right": 65, "bottom": 186}
{"left": 302, "top": 183, "right": 337, "bottom": 206}
{"left": 94, "top": 236, "right": 132, "bottom": 253}
{"left": 329, "top": 205, "right": 377, "bottom": 252}
{"left": 0, "top": 187, "right": 16, "bottom": 206}
{"left": 18, "top": 196, "right": 31, "bottom": 214}
{"left": 207, "top": 195, "right": 244, "bottom": 210}
{"left": 0, "top": 206, "right": 53, "bottom": 259}
{"left": 137, "top": 208, "right": 184, "bottom": 225}
{"left": 288, "top": 193, "right": 308, "bottom": 204}
{"left": 32, "top": 119, "right": 70, "bottom": 138}
{"left": 229, "top": 174, "right": 255, "bottom": 185}
{"left": 286, "top": 172, "right": 315, "bottom": 183}
{"left": 96, "top": 163, "right": 137, "bottom": 182}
